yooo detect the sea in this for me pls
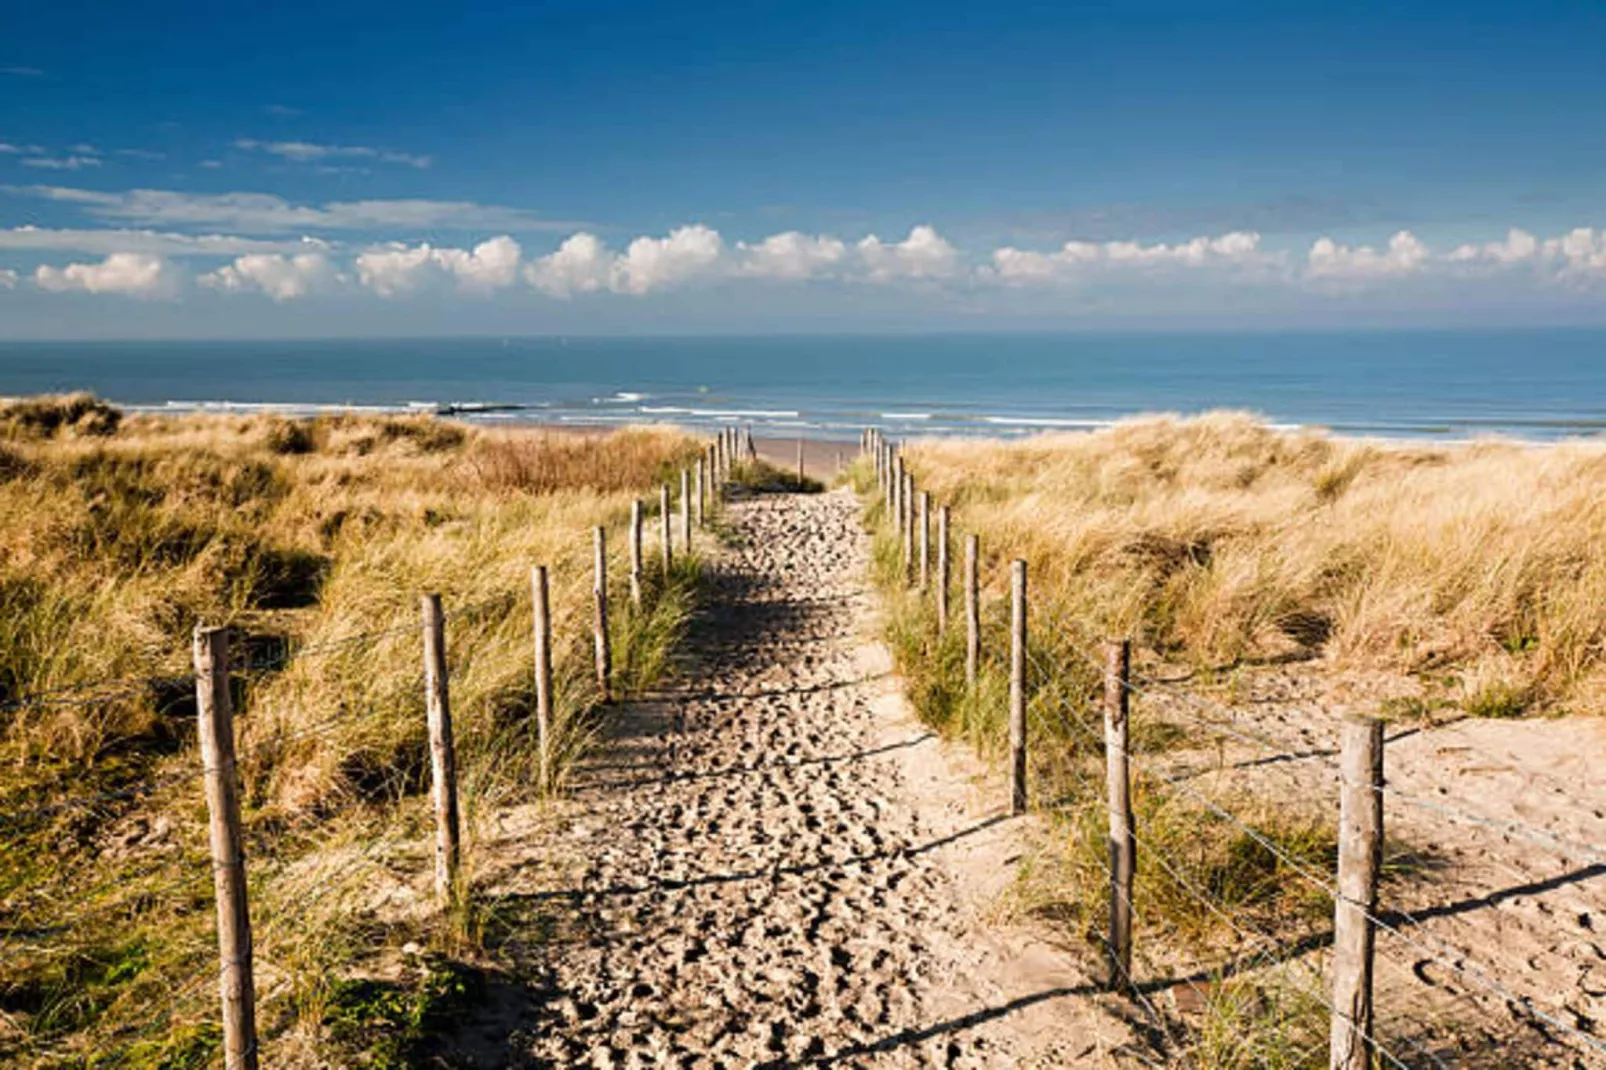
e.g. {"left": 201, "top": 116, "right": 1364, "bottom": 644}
{"left": 2, "top": 329, "right": 1604, "bottom": 442}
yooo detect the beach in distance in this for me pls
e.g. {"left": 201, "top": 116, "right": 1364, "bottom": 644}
{"left": 4, "top": 327, "right": 1605, "bottom": 442}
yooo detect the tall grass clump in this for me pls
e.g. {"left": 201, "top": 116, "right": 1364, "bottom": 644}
{"left": 0, "top": 401, "right": 709, "bottom": 1065}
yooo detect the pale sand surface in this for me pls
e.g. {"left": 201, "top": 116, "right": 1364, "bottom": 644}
{"left": 1130, "top": 659, "right": 1606, "bottom": 1066}
{"left": 444, "top": 490, "right": 1137, "bottom": 1066}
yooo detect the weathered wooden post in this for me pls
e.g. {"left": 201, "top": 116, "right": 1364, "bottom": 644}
{"left": 965, "top": 534, "right": 980, "bottom": 687}
{"left": 193, "top": 625, "right": 258, "bottom": 1070}
{"left": 420, "top": 596, "right": 461, "bottom": 906}
{"left": 680, "top": 468, "right": 692, "bottom": 551}
{"left": 901, "top": 471, "right": 915, "bottom": 583}
{"left": 659, "top": 484, "right": 673, "bottom": 577}
{"left": 531, "top": 565, "right": 554, "bottom": 789}
{"left": 695, "top": 454, "right": 706, "bottom": 526}
{"left": 918, "top": 491, "right": 931, "bottom": 592}
{"left": 1330, "top": 716, "right": 1384, "bottom": 1070}
{"left": 1103, "top": 638, "right": 1135, "bottom": 991}
{"left": 937, "top": 505, "right": 951, "bottom": 635}
{"left": 890, "top": 452, "right": 901, "bottom": 516}
{"left": 1009, "top": 560, "right": 1028, "bottom": 815}
{"left": 593, "top": 527, "right": 611, "bottom": 702}
{"left": 797, "top": 438, "right": 806, "bottom": 485}
{"left": 629, "top": 499, "right": 643, "bottom": 607}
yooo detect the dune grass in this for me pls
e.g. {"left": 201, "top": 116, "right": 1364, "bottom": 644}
{"left": 0, "top": 396, "right": 710, "bottom": 1066}
{"left": 854, "top": 411, "right": 1604, "bottom": 1065}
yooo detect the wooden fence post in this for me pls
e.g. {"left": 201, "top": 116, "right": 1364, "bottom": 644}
{"left": 1009, "top": 560, "right": 1028, "bottom": 815}
{"left": 193, "top": 625, "right": 258, "bottom": 1070}
{"left": 593, "top": 527, "right": 611, "bottom": 702}
{"left": 1103, "top": 638, "right": 1135, "bottom": 991}
{"left": 937, "top": 505, "right": 951, "bottom": 635}
{"left": 918, "top": 491, "right": 930, "bottom": 592}
{"left": 891, "top": 452, "right": 902, "bottom": 518}
{"left": 965, "top": 533, "right": 980, "bottom": 687}
{"left": 797, "top": 437, "right": 805, "bottom": 485}
{"left": 629, "top": 499, "right": 643, "bottom": 607}
{"left": 680, "top": 468, "right": 692, "bottom": 551}
{"left": 531, "top": 565, "right": 553, "bottom": 789}
{"left": 659, "top": 484, "right": 673, "bottom": 576}
{"left": 695, "top": 454, "right": 706, "bottom": 526}
{"left": 1330, "top": 716, "right": 1384, "bottom": 1070}
{"left": 902, "top": 471, "right": 915, "bottom": 583}
{"left": 419, "top": 595, "right": 461, "bottom": 905}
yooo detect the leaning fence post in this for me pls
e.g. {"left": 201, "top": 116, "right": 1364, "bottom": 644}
{"left": 531, "top": 565, "right": 554, "bottom": 789}
{"left": 937, "top": 505, "right": 951, "bottom": 635}
{"left": 193, "top": 625, "right": 258, "bottom": 1070}
{"left": 1330, "top": 716, "right": 1384, "bottom": 1070}
{"left": 593, "top": 527, "right": 611, "bottom": 703}
{"left": 420, "top": 595, "right": 461, "bottom": 905}
{"left": 680, "top": 468, "right": 692, "bottom": 551}
{"left": 964, "top": 533, "right": 980, "bottom": 687}
{"left": 1103, "top": 638, "right": 1135, "bottom": 991}
{"left": 918, "top": 491, "right": 931, "bottom": 592}
{"left": 1009, "top": 560, "right": 1028, "bottom": 815}
{"left": 659, "top": 484, "right": 673, "bottom": 577}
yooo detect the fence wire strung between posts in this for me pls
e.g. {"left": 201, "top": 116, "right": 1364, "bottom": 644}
{"left": 859, "top": 426, "right": 1606, "bottom": 1070}
{"left": 0, "top": 439, "right": 747, "bottom": 1067}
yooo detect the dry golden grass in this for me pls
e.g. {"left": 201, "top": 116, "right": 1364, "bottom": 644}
{"left": 902, "top": 411, "right": 1606, "bottom": 716}
{"left": 0, "top": 396, "right": 708, "bottom": 1066}
{"left": 855, "top": 411, "right": 1605, "bottom": 1065}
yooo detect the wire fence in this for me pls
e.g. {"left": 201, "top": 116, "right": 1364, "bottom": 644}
{"left": 865, "top": 428, "right": 1606, "bottom": 1069}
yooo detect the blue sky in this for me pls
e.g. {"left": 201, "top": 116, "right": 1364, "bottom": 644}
{"left": 3, "top": 0, "right": 1605, "bottom": 337}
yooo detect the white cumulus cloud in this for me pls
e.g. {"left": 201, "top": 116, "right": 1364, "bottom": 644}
{"left": 355, "top": 236, "right": 524, "bottom": 296}
{"left": 989, "top": 230, "right": 1268, "bottom": 283}
{"left": 199, "top": 252, "right": 342, "bottom": 301}
{"left": 524, "top": 232, "right": 614, "bottom": 298}
{"left": 1448, "top": 228, "right": 1541, "bottom": 265}
{"left": 34, "top": 252, "right": 176, "bottom": 297}
{"left": 1305, "top": 230, "right": 1428, "bottom": 279}
{"left": 610, "top": 225, "right": 725, "bottom": 295}
{"left": 735, "top": 231, "right": 847, "bottom": 280}
{"left": 1545, "top": 228, "right": 1606, "bottom": 280}
{"left": 857, "top": 225, "right": 958, "bottom": 281}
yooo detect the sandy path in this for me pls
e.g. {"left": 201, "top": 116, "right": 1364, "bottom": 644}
{"left": 464, "top": 490, "right": 1130, "bottom": 1068}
